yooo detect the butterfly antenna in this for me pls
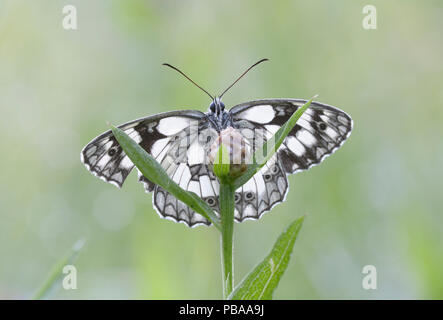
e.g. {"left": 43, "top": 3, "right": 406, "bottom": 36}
{"left": 219, "top": 58, "right": 269, "bottom": 98}
{"left": 162, "top": 63, "right": 214, "bottom": 100}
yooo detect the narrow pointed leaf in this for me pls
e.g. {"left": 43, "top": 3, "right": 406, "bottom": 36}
{"left": 234, "top": 96, "right": 316, "bottom": 188}
{"left": 33, "top": 239, "right": 86, "bottom": 300}
{"left": 111, "top": 125, "right": 221, "bottom": 230}
{"left": 228, "top": 216, "right": 305, "bottom": 300}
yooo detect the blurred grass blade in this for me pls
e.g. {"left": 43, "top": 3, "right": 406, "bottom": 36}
{"left": 33, "top": 238, "right": 85, "bottom": 300}
{"left": 111, "top": 125, "right": 221, "bottom": 230}
{"left": 228, "top": 217, "right": 305, "bottom": 300}
{"left": 234, "top": 96, "right": 316, "bottom": 188}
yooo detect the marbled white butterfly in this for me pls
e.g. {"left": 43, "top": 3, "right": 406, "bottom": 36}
{"left": 81, "top": 59, "right": 353, "bottom": 227}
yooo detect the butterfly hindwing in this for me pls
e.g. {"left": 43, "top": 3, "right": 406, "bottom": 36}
{"left": 234, "top": 154, "right": 289, "bottom": 222}
{"left": 136, "top": 120, "right": 220, "bottom": 227}
{"left": 149, "top": 164, "right": 220, "bottom": 227}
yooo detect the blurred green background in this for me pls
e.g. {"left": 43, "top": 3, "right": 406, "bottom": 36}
{"left": 1, "top": 0, "right": 442, "bottom": 299}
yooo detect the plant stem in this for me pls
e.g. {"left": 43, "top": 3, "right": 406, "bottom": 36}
{"left": 219, "top": 181, "right": 235, "bottom": 299}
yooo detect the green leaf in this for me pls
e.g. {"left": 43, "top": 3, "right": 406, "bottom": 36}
{"left": 228, "top": 216, "right": 305, "bottom": 300}
{"left": 233, "top": 96, "right": 317, "bottom": 188}
{"left": 33, "top": 239, "right": 85, "bottom": 300}
{"left": 111, "top": 125, "right": 221, "bottom": 230}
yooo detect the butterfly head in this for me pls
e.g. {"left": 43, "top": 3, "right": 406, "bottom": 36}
{"left": 209, "top": 96, "right": 225, "bottom": 115}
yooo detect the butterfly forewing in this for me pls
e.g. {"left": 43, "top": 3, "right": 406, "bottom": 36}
{"left": 81, "top": 110, "right": 205, "bottom": 187}
{"left": 230, "top": 99, "right": 353, "bottom": 173}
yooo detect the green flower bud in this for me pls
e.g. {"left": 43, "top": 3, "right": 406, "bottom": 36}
{"left": 209, "top": 127, "right": 251, "bottom": 179}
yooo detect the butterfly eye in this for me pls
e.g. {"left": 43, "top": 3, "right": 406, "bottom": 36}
{"left": 209, "top": 102, "right": 216, "bottom": 113}
{"left": 220, "top": 102, "right": 225, "bottom": 111}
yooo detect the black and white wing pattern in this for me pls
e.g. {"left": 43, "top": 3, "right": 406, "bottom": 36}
{"left": 137, "top": 123, "right": 221, "bottom": 227}
{"left": 233, "top": 152, "right": 289, "bottom": 222}
{"left": 81, "top": 99, "right": 352, "bottom": 227}
{"left": 229, "top": 99, "right": 353, "bottom": 221}
{"left": 81, "top": 110, "right": 205, "bottom": 187}
{"left": 81, "top": 110, "right": 220, "bottom": 227}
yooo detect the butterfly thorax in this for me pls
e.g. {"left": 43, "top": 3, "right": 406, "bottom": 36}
{"left": 206, "top": 97, "right": 234, "bottom": 132}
